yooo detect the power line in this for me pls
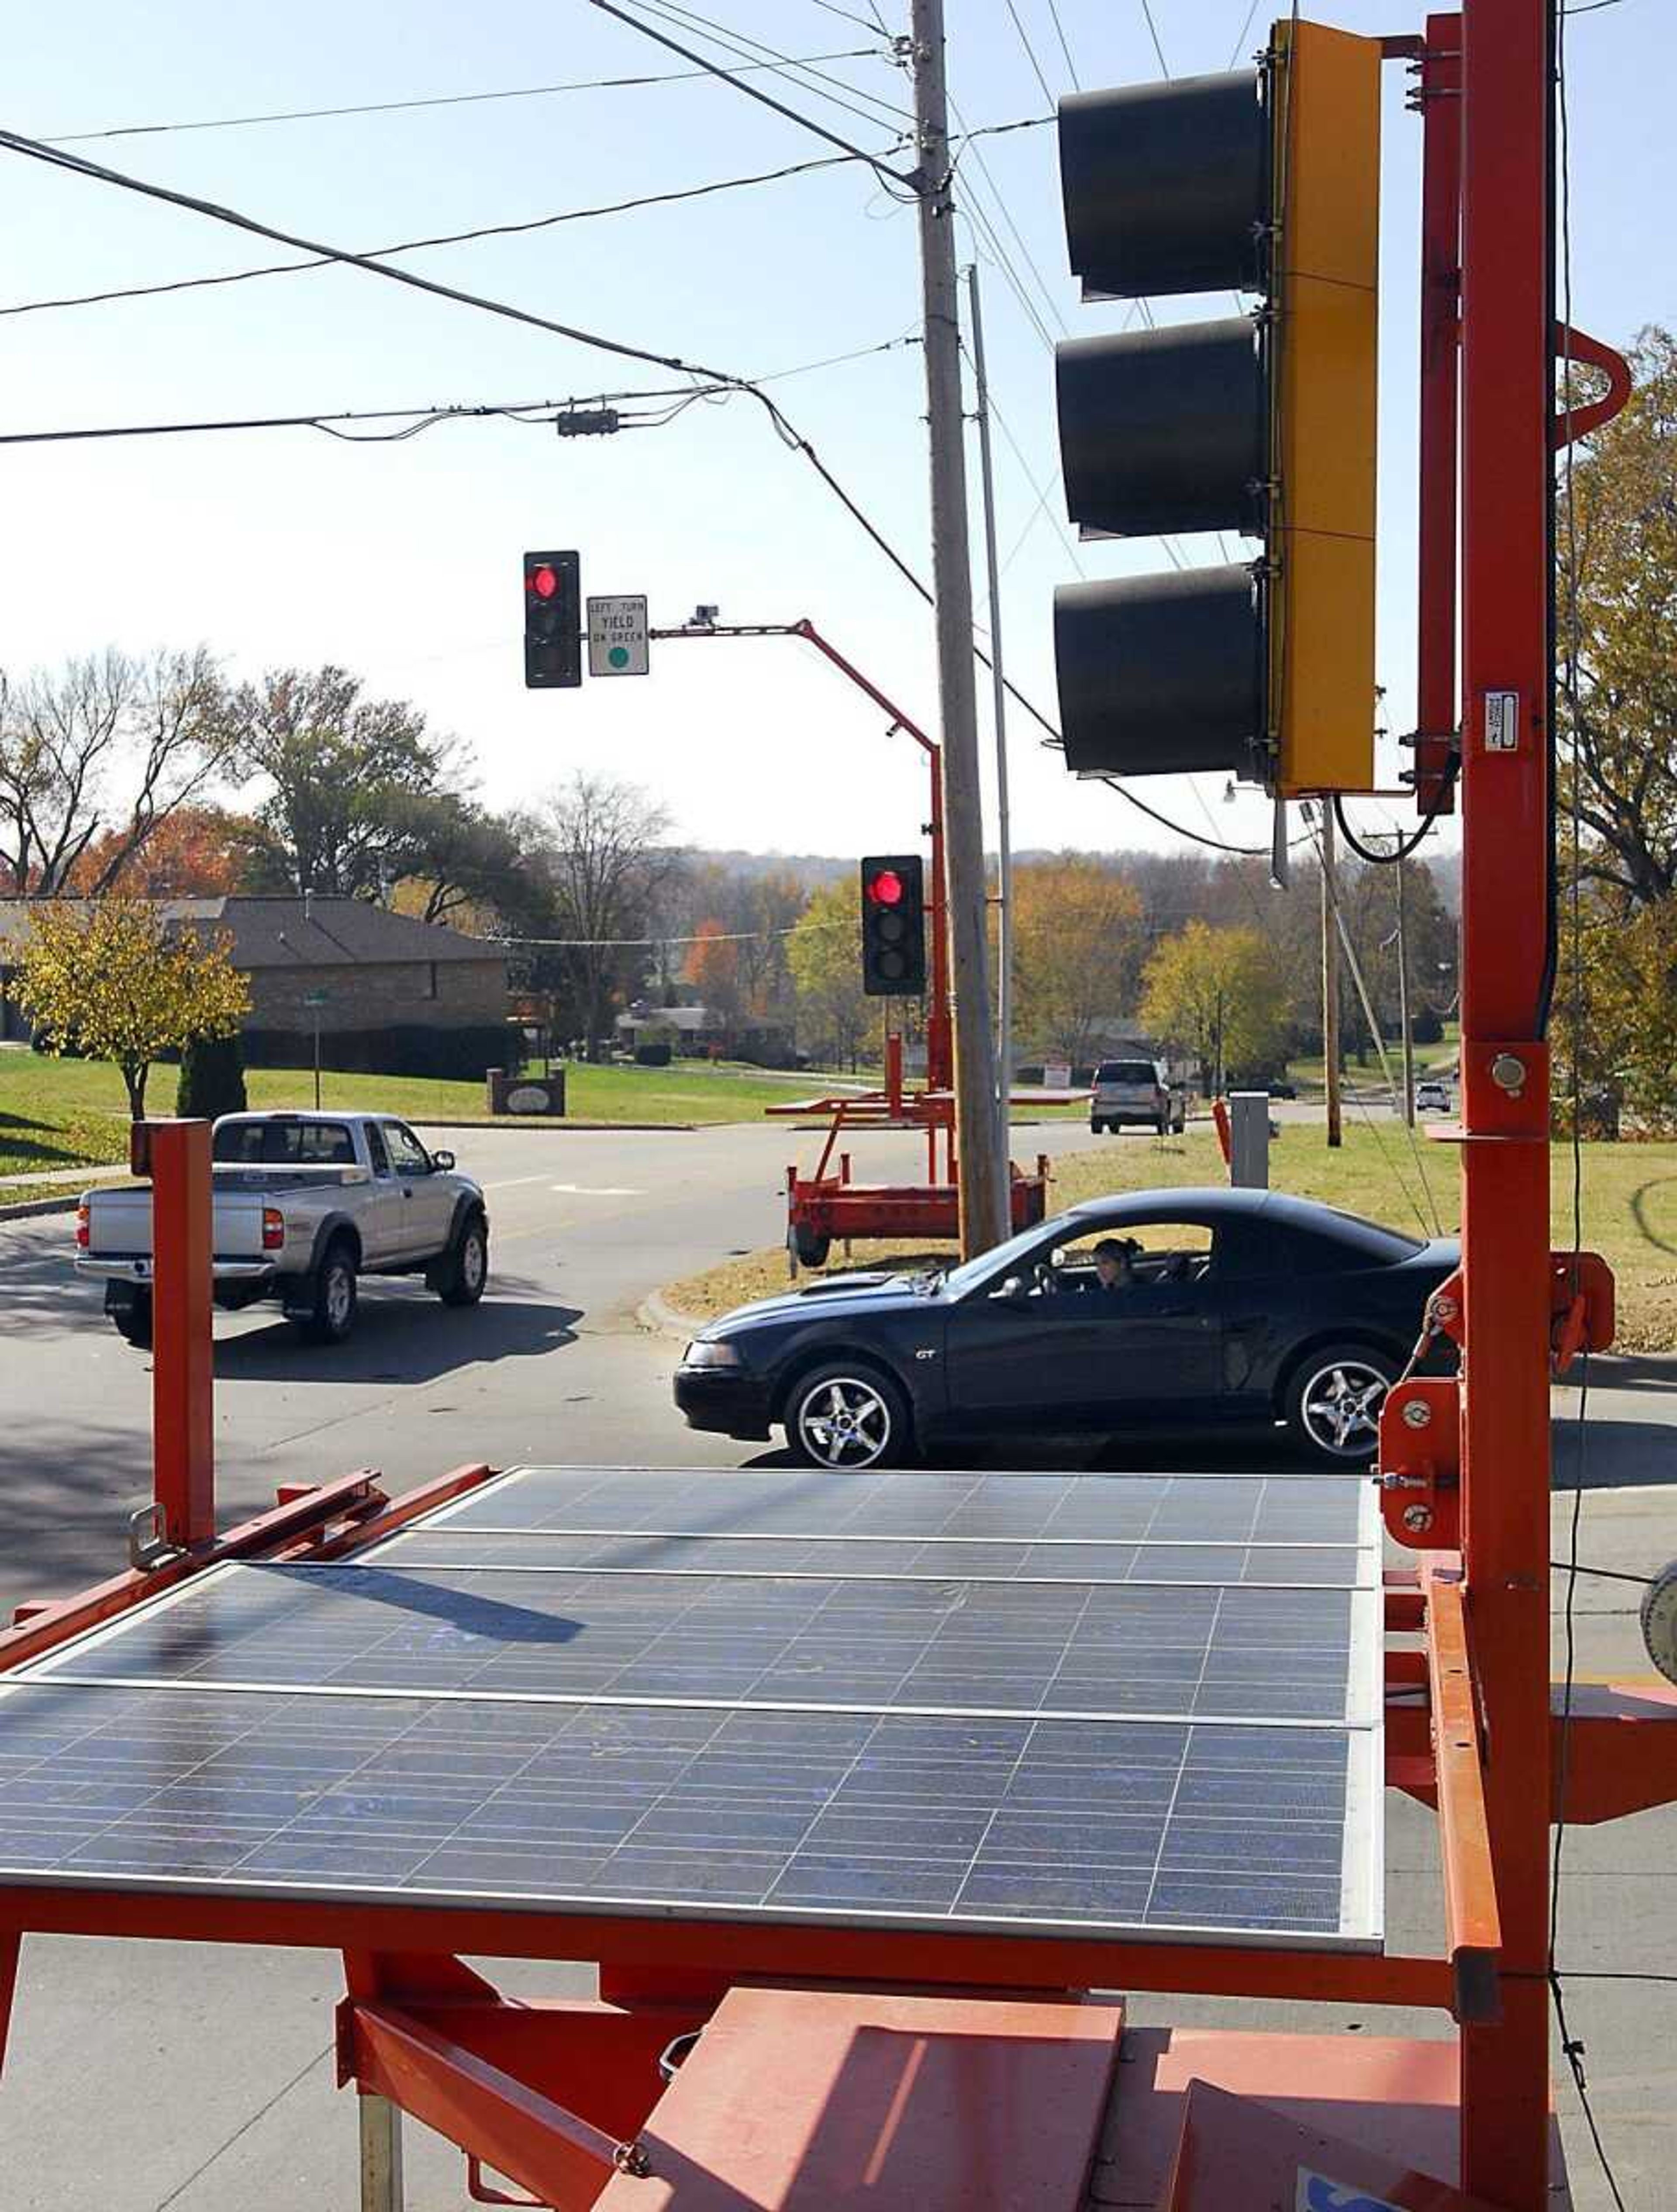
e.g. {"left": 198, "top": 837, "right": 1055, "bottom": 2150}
{"left": 1226, "top": 0, "right": 1264, "bottom": 65}
{"left": 1045, "top": 2, "right": 1082, "bottom": 88}
{"left": 38, "top": 51, "right": 884, "bottom": 145}
{"left": 1003, "top": 3, "right": 1059, "bottom": 106}
{"left": 578, "top": 0, "right": 913, "bottom": 183}
{"left": 1137, "top": 0, "right": 1170, "bottom": 75}
{"left": 612, "top": 0, "right": 915, "bottom": 131}
{"left": 0, "top": 152, "right": 870, "bottom": 323}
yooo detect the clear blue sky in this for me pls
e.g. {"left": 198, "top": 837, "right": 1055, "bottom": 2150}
{"left": 1, "top": 1, "right": 1668, "bottom": 861}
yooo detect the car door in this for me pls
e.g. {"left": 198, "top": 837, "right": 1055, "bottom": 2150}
{"left": 355, "top": 1121, "right": 405, "bottom": 1269}
{"left": 380, "top": 1119, "right": 452, "bottom": 1260}
{"left": 942, "top": 1232, "right": 1112, "bottom": 1430}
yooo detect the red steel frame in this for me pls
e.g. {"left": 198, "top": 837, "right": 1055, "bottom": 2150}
{"left": 5, "top": 12, "right": 1677, "bottom": 2207}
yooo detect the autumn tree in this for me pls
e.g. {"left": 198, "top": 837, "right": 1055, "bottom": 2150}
{"left": 685, "top": 919, "right": 742, "bottom": 1034}
{"left": 69, "top": 803, "right": 258, "bottom": 897}
{"left": 1011, "top": 860, "right": 1145, "bottom": 1065}
{"left": 16, "top": 898, "right": 250, "bottom": 1119}
{"left": 788, "top": 883, "right": 874, "bottom": 1069}
{"left": 1140, "top": 921, "right": 1291, "bottom": 1096}
{"left": 1556, "top": 327, "right": 1677, "bottom": 906}
{"left": 0, "top": 649, "right": 233, "bottom": 896}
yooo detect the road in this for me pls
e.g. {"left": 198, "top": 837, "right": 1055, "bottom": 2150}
{"left": 0, "top": 1117, "right": 1671, "bottom": 2209}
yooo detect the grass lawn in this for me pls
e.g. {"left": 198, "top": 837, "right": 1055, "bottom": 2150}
{"left": 666, "top": 1123, "right": 1677, "bottom": 1352}
{"left": 0, "top": 1050, "right": 839, "bottom": 1184}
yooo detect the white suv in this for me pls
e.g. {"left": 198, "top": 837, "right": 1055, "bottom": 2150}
{"left": 1415, "top": 1078, "right": 1451, "bottom": 1114}
{"left": 1090, "top": 1058, "right": 1187, "bottom": 1136}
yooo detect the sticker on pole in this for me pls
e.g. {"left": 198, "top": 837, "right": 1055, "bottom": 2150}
{"left": 587, "top": 595, "right": 649, "bottom": 676}
{"left": 1296, "top": 2174, "right": 1405, "bottom": 2212}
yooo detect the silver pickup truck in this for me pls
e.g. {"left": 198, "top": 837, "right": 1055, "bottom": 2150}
{"left": 76, "top": 1110, "right": 489, "bottom": 1347}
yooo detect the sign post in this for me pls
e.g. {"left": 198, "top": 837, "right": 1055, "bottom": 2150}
{"left": 587, "top": 596, "right": 650, "bottom": 677}
{"left": 303, "top": 988, "right": 329, "bottom": 1109}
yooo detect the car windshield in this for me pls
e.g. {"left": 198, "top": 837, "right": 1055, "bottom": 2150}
{"left": 1096, "top": 1062, "right": 1156, "bottom": 1084}
{"left": 938, "top": 1215, "right": 1087, "bottom": 1299}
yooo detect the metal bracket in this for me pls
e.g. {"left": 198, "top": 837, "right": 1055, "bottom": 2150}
{"left": 126, "top": 1501, "right": 185, "bottom": 1573}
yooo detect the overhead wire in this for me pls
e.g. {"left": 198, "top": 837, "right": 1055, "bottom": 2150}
{"left": 1137, "top": 0, "right": 1171, "bottom": 75}
{"left": 0, "top": 152, "right": 873, "bottom": 322}
{"left": 1002, "top": 2, "right": 1059, "bottom": 107}
{"left": 1226, "top": 0, "right": 1264, "bottom": 65}
{"left": 623, "top": 0, "right": 915, "bottom": 127}
{"left": 1045, "top": 0, "right": 1082, "bottom": 88}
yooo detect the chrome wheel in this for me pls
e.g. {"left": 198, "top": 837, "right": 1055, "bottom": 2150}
{"left": 461, "top": 1228, "right": 486, "bottom": 1293}
{"left": 796, "top": 1376, "right": 893, "bottom": 1470}
{"left": 1297, "top": 1356, "right": 1388, "bottom": 1460}
{"left": 324, "top": 1264, "right": 354, "bottom": 1331}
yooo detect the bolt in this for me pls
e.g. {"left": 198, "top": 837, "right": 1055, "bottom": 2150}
{"left": 1491, "top": 1052, "right": 1527, "bottom": 1094}
{"left": 1402, "top": 1504, "right": 1435, "bottom": 1534}
{"left": 1432, "top": 1295, "right": 1458, "bottom": 1323}
{"left": 1401, "top": 1398, "right": 1432, "bottom": 1429}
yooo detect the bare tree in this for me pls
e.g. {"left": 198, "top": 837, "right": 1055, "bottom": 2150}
{"left": 0, "top": 648, "right": 231, "bottom": 895}
{"left": 530, "top": 775, "right": 685, "bottom": 1057}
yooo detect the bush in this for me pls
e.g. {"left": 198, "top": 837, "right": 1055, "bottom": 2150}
{"left": 177, "top": 1031, "right": 247, "bottom": 1120}
{"left": 635, "top": 1044, "right": 672, "bottom": 1067}
{"left": 1411, "top": 1005, "right": 1445, "bottom": 1045}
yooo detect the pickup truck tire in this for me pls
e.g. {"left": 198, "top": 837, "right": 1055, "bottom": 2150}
{"left": 436, "top": 1210, "right": 489, "bottom": 1307}
{"left": 297, "top": 1237, "right": 358, "bottom": 1345}
{"left": 110, "top": 1293, "right": 153, "bottom": 1348}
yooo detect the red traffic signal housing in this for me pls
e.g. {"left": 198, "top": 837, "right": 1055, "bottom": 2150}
{"left": 859, "top": 855, "right": 926, "bottom": 996}
{"left": 523, "top": 549, "right": 581, "bottom": 688}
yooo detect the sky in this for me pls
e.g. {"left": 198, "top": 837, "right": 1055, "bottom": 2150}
{"left": 1, "top": 0, "right": 1670, "bottom": 866}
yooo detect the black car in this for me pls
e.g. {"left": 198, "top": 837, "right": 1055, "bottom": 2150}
{"left": 674, "top": 1187, "right": 1457, "bottom": 1471}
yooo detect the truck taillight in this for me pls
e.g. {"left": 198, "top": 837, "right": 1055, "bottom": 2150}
{"left": 262, "top": 1208, "right": 284, "bottom": 1251}
{"left": 76, "top": 1203, "right": 89, "bottom": 1250}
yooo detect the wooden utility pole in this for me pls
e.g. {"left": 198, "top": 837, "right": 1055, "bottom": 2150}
{"left": 1320, "top": 805, "right": 1343, "bottom": 1147}
{"left": 966, "top": 260, "right": 1014, "bottom": 1174}
{"left": 909, "top": 0, "right": 1008, "bottom": 1258}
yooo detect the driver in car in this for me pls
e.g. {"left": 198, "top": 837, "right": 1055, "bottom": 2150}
{"left": 1090, "top": 1238, "right": 1136, "bottom": 1293}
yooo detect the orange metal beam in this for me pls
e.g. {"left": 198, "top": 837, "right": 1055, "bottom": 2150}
{"left": 1425, "top": 1573, "right": 1502, "bottom": 2021}
{"left": 145, "top": 1118, "right": 215, "bottom": 1549}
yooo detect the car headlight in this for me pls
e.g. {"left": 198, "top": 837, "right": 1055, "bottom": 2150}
{"left": 683, "top": 1339, "right": 742, "bottom": 1369}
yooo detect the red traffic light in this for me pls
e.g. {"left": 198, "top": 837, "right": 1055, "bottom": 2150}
{"left": 866, "top": 868, "right": 905, "bottom": 908}
{"left": 528, "top": 563, "right": 559, "bottom": 600}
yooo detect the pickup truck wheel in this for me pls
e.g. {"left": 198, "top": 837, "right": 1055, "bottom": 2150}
{"left": 438, "top": 1212, "right": 489, "bottom": 1307}
{"left": 298, "top": 1239, "right": 358, "bottom": 1345}
{"left": 111, "top": 1295, "right": 153, "bottom": 1349}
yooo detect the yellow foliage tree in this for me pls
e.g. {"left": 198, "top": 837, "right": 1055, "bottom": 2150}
{"left": 1011, "top": 861, "right": 1145, "bottom": 1066}
{"left": 787, "top": 882, "right": 875, "bottom": 1070}
{"left": 1140, "top": 920, "right": 1291, "bottom": 1096}
{"left": 17, "top": 898, "right": 251, "bottom": 1120}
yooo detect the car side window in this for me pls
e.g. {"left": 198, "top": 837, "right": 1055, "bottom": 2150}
{"left": 383, "top": 1122, "right": 431, "bottom": 1176}
{"left": 364, "top": 1123, "right": 391, "bottom": 1177}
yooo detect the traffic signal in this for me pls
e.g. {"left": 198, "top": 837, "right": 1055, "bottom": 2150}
{"left": 1053, "top": 20, "right": 1381, "bottom": 798}
{"left": 523, "top": 550, "right": 581, "bottom": 689}
{"left": 859, "top": 855, "right": 927, "bottom": 997}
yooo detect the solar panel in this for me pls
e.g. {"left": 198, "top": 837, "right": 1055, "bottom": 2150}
{"left": 0, "top": 1464, "right": 1385, "bottom": 1950}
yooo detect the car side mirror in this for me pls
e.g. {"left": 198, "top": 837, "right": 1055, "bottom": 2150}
{"left": 431, "top": 1148, "right": 456, "bottom": 1172}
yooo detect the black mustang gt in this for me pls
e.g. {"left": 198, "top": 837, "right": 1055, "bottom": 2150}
{"left": 674, "top": 1187, "right": 1458, "bottom": 1470}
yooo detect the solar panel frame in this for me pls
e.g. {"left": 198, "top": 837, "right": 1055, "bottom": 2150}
{"left": 0, "top": 1462, "right": 1387, "bottom": 1954}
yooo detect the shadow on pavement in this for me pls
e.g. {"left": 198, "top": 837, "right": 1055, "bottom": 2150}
{"left": 211, "top": 1285, "right": 581, "bottom": 1386}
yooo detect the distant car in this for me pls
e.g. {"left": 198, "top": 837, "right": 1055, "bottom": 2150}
{"left": 1415, "top": 1080, "right": 1452, "bottom": 1114}
{"left": 77, "top": 1111, "right": 488, "bottom": 1347}
{"left": 1269, "top": 1080, "right": 1298, "bottom": 1101}
{"left": 674, "top": 1187, "right": 1458, "bottom": 1470}
{"left": 1089, "top": 1057, "right": 1187, "bottom": 1136}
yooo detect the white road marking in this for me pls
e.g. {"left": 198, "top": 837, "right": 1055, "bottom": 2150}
{"left": 550, "top": 1183, "right": 642, "bottom": 1197}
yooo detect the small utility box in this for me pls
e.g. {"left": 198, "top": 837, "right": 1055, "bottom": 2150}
{"left": 1229, "top": 1090, "right": 1271, "bottom": 1189}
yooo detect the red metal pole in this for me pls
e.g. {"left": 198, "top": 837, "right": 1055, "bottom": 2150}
{"left": 148, "top": 1118, "right": 215, "bottom": 1549}
{"left": 1415, "top": 13, "right": 1463, "bottom": 818}
{"left": 1456, "top": 0, "right": 1554, "bottom": 2199}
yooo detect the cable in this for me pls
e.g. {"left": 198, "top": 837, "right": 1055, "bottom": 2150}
{"left": 1003, "top": 3, "right": 1059, "bottom": 106}
{"left": 1137, "top": 0, "right": 1171, "bottom": 74}
{"left": 1045, "top": 1, "right": 1082, "bottom": 89}
{"left": 804, "top": 0, "right": 892, "bottom": 32}
{"left": 0, "top": 153, "right": 869, "bottom": 322}
{"left": 578, "top": 0, "right": 913, "bottom": 183}
{"left": 1332, "top": 776, "right": 1457, "bottom": 866}
{"left": 1226, "top": 0, "right": 1264, "bottom": 65}
{"left": 625, "top": 0, "right": 915, "bottom": 127}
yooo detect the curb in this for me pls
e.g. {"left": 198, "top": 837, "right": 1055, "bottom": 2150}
{"left": 410, "top": 1118, "right": 706, "bottom": 1134}
{"left": 637, "top": 1286, "right": 710, "bottom": 1343}
{"left": 0, "top": 1194, "right": 83, "bottom": 1223}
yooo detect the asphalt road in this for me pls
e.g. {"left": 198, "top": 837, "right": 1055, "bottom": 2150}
{"left": 0, "top": 1118, "right": 1672, "bottom": 2209}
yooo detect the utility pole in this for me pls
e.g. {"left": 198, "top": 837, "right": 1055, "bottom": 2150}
{"left": 1320, "top": 805, "right": 1342, "bottom": 1148}
{"left": 965, "top": 260, "right": 1014, "bottom": 1174}
{"left": 909, "top": 0, "right": 1008, "bottom": 1259}
{"left": 1394, "top": 852, "right": 1415, "bottom": 1125}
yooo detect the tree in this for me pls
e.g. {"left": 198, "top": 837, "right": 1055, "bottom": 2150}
{"left": 1554, "top": 888, "right": 1677, "bottom": 1136}
{"left": 1140, "top": 921, "right": 1291, "bottom": 1095}
{"left": 177, "top": 1030, "right": 248, "bottom": 1120}
{"left": 69, "top": 802, "right": 258, "bottom": 897}
{"left": 385, "top": 796, "right": 538, "bottom": 928}
{"left": 788, "top": 882, "right": 873, "bottom": 1069}
{"left": 685, "top": 919, "right": 742, "bottom": 1035}
{"left": 1012, "top": 860, "right": 1145, "bottom": 1065}
{"left": 225, "top": 665, "right": 463, "bottom": 899}
{"left": 527, "top": 774, "right": 683, "bottom": 1056}
{"left": 0, "top": 649, "right": 233, "bottom": 896}
{"left": 1556, "top": 327, "right": 1677, "bottom": 907}
{"left": 17, "top": 898, "right": 250, "bottom": 1119}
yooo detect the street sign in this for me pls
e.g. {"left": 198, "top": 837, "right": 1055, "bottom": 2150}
{"left": 587, "top": 594, "right": 649, "bottom": 676}
{"left": 302, "top": 990, "right": 330, "bottom": 1009}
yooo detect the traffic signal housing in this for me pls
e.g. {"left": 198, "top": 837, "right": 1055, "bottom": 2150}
{"left": 1053, "top": 20, "right": 1381, "bottom": 798}
{"left": 523, "top": 550, "right": 582, "bottom": 689}
{"left": 859, "top": 856, "right": 927, "bottom": 998}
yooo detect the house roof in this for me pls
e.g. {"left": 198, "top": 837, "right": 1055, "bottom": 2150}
{"left": 0, "top": 895, "right": 506, "bottom": 972}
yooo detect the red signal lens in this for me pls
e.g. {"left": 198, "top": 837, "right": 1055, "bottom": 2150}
{"left": 866, "top": 868, "right": 905, "bottom": 907}
{"left": 529, "top": 563, "right": 559, "bottom": 599}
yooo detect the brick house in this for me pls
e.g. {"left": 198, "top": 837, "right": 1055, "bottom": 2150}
{"left": 0, "top": 896, "right": 510, "bottom": 1072}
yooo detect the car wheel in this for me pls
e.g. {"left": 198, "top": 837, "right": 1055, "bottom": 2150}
{"left": 1287, "top": 1343, "right": 1397, "bottom": 1464}
{"left": 792, "top": 1224, "right": 831, "bottom": 1268}
{"left": 111, "top": 1296, "right": 152, "bottom": 1349}
{"left": 437, "top": 1212, "right": 489, "bottom": 1306}
{"left": 298, "top": 1237, "right": 358, "bottom": 1345}
{"left": 785, "top": 1362, "right": 911, "bottom": 1471}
